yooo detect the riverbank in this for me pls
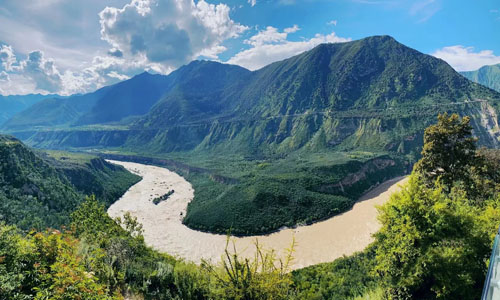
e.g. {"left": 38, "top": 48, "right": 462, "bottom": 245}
{"left": 107, "top": 160, "right": 408, "bottom": 270}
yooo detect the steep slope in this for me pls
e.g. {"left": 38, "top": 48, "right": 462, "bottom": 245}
{"left": 461, "top": 63, "right": 500, "bottom": 92}
{"left": 5, "top": 35, "right": 500, "bottom": 235}
{"left": 1, "top": 72, "right": 173, "bottom": 131}
{"left": 10, "top": 36, "right": 500, "bottom": 153}
{"left": 130, "top": 35, "right": 500, "bottom": 155}
{"left": 0, "top": 135, "right": 139, "bottom": 230}
{"left": 75, "top": 72, "right": 173, "bottom": 125}
{"left": 0, "top": 94, "right": 57, "bottom": 125}
{"left": 1, "top": 88, "right": 110, "bottom": 130}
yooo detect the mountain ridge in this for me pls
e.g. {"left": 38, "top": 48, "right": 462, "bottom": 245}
{"left": 4, "top": 35, "right": 500, "bottom": 155}
{"left": 461, "top": 63, "right": 500, "bottom": 93}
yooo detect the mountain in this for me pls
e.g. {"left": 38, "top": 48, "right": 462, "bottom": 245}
{"left": 7, "top": 36, "right": 500, "bottom": 154}
{"left": 0, "top": 94, "right": 58, "bottom": 126}
{"left": 128, "top": 35, "right": 500, "bottom": 154}
{"left": 461, "top": 63, "right": 500, "bottom": 92}
{"left": 1, "top": 72, "right": 173, "bottom": 131}
{"left": 5, "top": 35, "right": 500, "bottom": 235}
{"left": 0, "top": 134, "right": 139, "bottom": 230}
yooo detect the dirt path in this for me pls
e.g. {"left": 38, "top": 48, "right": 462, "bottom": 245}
{"left": 107, "top": 160, "right": 408, "bottom": 270}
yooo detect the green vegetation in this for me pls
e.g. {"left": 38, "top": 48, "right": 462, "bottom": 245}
{"left": 292, "top": 249, "right": 377, "bottom": 299}
{"left": 179, "top": 152, "right": 405, "bottom": 235}
{"left": 461, "top": 63, "right": 500, "bottom": 92}
{"left": 0, "top": 196, "right": 297, "bottom": 300}
{"left": 2, "top": 114, "right": 500, "bottom": 299}
{"left": 153, "top": 190, "right": 174, "bottom": 205}
{"left": 0, "top": 135, "right": 139, "bottom": 230}
{"left": 293, "top": 114, "right": 500, "bottom": 299}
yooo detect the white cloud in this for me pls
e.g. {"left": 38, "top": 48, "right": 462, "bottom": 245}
{"left": 432, "top": 45, "right": 500, "bottom": 72}
{"left": 327, "top": 20, "right": 338, "bottom": 26}
{"left": 248, "top": 0, "right": 257, "bottom": 7}
{"left": 227, "top": 27, "right": 350, "bottom": 70}
{"left": 20, "top": 50, "right": 63, "bottom": 93}
{"left": 0, "top": 45, "right": 18, "bottom": 71}
{"left": 0, "top": 71, "right": 9, "bottom": 82}
{"left": 99, "top": 0, "right": 247, "bottom": 71}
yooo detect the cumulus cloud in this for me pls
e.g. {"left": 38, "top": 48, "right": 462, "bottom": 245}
{"left": 0, "top": 45, "right": 18, "bottom": 71}
{"left": 21, "top": 51, "right": 63, "bottom": 93}
{"left": 99, "top": 0, "right": 247, "bottom": 72}
{"left": 432, "top": 45, "right": 500, "bottom": 72}
{"left": 227, "top": 27, "right": 350, "bottom": 70}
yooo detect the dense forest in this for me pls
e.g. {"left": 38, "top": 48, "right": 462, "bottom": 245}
{"left": 1, "top": 114, "right": 500, "bottom": 299}
{"left": 0, "top": 135, "right": 140, "bottom": 230}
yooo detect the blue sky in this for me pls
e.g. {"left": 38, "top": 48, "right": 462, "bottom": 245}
{"left": 0, "top": 0, "right": 499, "bottom": 95}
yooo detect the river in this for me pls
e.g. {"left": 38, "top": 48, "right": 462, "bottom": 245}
{"left": 107, "top": 160, "right": 408, "bottom": 270}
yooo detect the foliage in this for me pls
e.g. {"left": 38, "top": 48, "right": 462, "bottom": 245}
{"left": 292, "top": 249, "right": 378, "bottom": 300}
{"left": 0, "top": 135, "right": 139, "bottom": 230}
{"left": 204, "top": 239, "right": 295, "bottom": 300}
{"left": 374, "top": 176, "right": 495, "bottom": 299}
{"left": 0, "top": 223, "right": 119, "bottom": 300}
{"left": 374, "top": 114, "right": 500, "bottom": 299}
{"left": 414, "top": 113, "right": 477, "bottom": 189}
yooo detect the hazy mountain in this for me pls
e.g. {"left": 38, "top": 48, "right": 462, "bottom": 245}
{"left": 0, "top": 94, "right": 58, "bottom": 126}
{"left": 2, "top": 72, "right": 173, "bottom": 131}
{"left": 461, "top": 63, "right": 500, "bottom": 92}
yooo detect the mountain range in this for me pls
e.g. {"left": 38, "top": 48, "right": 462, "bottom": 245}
{"left": 0, "top": 94, "right": 59, "bottom": 126}
{"left": 3, "top": 35, "right": 500, "bottom": 155}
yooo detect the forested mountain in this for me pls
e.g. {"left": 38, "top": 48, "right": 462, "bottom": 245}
{"left": 0, "top": 134, "right": 139, "bottom": 229}
{"left": 5, "top": 36, "right": 500, "bottom": 155}
{"left": 461, "top": 63, "right": 500, "bottom": 92}
{"left": 0, "top": 94, "right": 57, "bottom": 126}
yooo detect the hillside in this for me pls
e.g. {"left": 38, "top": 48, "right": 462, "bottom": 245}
{"left": 0, "top": 94, "right": 57, "bottom": 126}
{"left": 461, "top": 63, "right": 500, "bottom": 92}
{"left": 1, "top": 72, "right": 173, "bottom": 131}
{"left": 130, "top": 36, "right": 500, "bottom": 155}
{"left": 0, "top": 134, "right": 140, "bottom": 229}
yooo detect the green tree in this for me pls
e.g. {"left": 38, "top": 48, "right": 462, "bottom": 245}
{"left": 414, "top": 113, "right": 477, "bottom": 189}
{"left": 374, "top": 177, "right": 493, "bottom": 299}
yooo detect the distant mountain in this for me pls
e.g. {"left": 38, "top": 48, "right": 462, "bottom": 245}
{"left": 6, "top": 36, "right": 500, "bottom": 154}
{"left": 461, "top": 64, "right": 500, "bottom": 92}
{"left": 2, "top": 72, "right": 173, "bottom": 131}
{"left": 0, "top": 94, "right": 58, "bottom": 126}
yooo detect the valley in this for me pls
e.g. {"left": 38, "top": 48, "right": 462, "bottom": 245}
{"left": 107, "top": 159, "right": 408, "bottom": 269}
{"left": 1, "top": 31, "right": 500, "bottom": 299}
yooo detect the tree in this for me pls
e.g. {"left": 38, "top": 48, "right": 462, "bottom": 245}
{"left": 374, "top": 176, "right": 494, "bottom": 299}
{"left": 414, "top": 113, "right": 477, "bottom": 189}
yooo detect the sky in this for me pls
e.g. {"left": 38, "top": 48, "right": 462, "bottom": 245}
{"left": 0, "top": 0, "right": 499, "bottom": 96}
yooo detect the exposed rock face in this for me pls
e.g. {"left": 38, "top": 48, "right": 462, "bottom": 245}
{"left": 317, "top": 158, "right": 398, "bottom": 196}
